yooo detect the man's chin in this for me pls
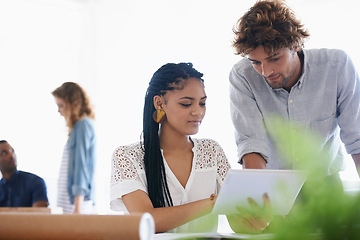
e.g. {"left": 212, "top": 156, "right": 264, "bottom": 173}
{"left": 2, "top": 168, "right": 16, "bottom": 174}
{"left": 266, "top": 81, "right": 282, "bottom": 89}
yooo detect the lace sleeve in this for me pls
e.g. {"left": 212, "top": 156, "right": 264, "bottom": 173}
{"left": 193, "top": 138, "right": 231, "bottom": 183}
{"left": 213, "top": 141, "right": 231, "bottom": 183}
{"left": 110, "top": 143, "right": 146, "bottom": 211}
{"left": 110, "top": 143, "right": 145, "bottom": 188}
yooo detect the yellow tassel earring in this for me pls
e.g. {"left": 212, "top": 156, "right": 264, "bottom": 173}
{"left": 153, "top": 109, "right": 166, "bottom": 123}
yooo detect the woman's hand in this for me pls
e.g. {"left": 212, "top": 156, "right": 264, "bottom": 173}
{"left": 227, "top": 193, "right": 272, "bottom": 233}
{"left": 73, "top": 195, "right": 84, "bottom": 214}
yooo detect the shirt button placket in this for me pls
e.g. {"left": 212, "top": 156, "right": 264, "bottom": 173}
{"left": 288, "top": 96, "right": 296, "bottom": 169}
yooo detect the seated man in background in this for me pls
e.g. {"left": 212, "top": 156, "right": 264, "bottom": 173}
{"left": 0, "top": 140, "right": 48, "bottom": 207}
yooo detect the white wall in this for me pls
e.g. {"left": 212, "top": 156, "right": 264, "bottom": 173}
{"left": 0, "top": 0, "right": 359, "bottom": 213}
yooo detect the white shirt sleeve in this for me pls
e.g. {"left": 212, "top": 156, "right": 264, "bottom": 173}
{"left": 110, "top": 143, "right": 147, "bottom": 212}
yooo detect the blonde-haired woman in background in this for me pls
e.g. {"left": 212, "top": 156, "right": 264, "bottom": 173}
{"left": 52, "top": 82, "right": 96, "bottom": 214}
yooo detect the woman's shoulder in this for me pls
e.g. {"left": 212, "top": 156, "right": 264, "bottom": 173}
{"left": 113, "top": 142, "right": 143, "bottom": 154}
{"left": 73, "top": 117, "right": 95, "bottom": 131}
{"left": 69, "top": 117, "right": 95, "bottom": 141}
{"left": 193, "top": 138, "right": 231, "bottom": 175}
{"left": 192, "top": 138, "right": 223, "bottom": 149}
{"left": 112, "top": 142, "right": 145, "bottom": 166}
{"left": 111, "top": 142, "right": 145, "bottom": 185}
{"left": 192, "top": 138, "right": 228, "bottom": 170}
{"left": 192, "top": 138, "right": 227, "bottom": 158}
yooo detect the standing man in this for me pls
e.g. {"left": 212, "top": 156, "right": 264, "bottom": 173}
{"left": 229, "top": 0, "right": 360, "bottom": 177}
{"left": 0, "top": 140, "right": 48, "bottom": 207}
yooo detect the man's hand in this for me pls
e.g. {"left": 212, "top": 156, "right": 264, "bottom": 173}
{"left": 352, "top": 153, "right": 360, "bottom": 177}
{"left": 227, "top": 193, "right": 272, "bottom": 233}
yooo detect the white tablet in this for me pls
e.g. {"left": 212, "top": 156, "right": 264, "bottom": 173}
{"left": 212, "top": 169, "right": 307, "bottom": 216}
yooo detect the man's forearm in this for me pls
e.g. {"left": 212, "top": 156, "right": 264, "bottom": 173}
{"left": 32, "top": 200, "right": 49, "bottom": 207}
{"left": 242, "top": 153, "right": 267, "bottom": 169}
{"left": 351, "top": 153, "right": 360, "bottom": 177}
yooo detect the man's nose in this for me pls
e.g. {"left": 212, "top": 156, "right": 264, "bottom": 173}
{"left": 261, "top": 63, "right": 273, "bottom": 77}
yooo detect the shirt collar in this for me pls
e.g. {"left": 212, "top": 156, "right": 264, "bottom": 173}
{"left": 1, "top": 170, "right": 19, "bottom": 184}
{"left": 297, "top": 49, "right": 306, "bottom": 90}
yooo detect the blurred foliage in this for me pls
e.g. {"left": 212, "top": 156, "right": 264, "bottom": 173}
{"left": 176, "top": 117, "right": 360, "bottom": 239}
{"left": 267, "top": 117, "right": 360, "bottom": 240}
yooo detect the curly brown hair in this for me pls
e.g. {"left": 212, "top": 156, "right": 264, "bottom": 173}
{"left": 52, "top": 82, "right": 95, "bottom": 133}
{"left": 232, "top": 0, "right": 310, "bottom": 56}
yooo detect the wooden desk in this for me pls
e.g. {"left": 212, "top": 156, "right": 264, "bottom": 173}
{"left": 0, "top": 207, "right": 51, "bottom": 214}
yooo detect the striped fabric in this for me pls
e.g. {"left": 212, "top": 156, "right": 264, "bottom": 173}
{"left": 57, "top": 142, "right": 93, "bottom": 214}
{"left": 57, "top": 143, "right": 73, "bottom": 213}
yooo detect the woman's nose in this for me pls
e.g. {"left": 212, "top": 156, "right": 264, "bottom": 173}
{"left": 191, "top": 106, "right": 205, "bottom": 116}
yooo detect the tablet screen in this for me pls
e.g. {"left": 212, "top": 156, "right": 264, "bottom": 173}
{"left": 212, "top": 169, "right": 307, "bottom": 216}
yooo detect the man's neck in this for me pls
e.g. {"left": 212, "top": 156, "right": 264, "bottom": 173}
{"left": 283, "top": 50, "right": 304, "bottom": 92}
{"left": 1, "top": 169, "right": 16, "bottom": 181}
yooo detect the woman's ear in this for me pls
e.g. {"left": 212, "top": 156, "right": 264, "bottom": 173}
{"left": 153, "top": 95, "right": 164, "bottom": 110}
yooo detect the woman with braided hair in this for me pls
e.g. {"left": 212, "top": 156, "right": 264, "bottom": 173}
{"left": 110, "top": 63, "right": 271, "bottom": 233}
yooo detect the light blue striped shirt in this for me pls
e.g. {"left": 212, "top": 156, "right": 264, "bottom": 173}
{"left": 229, "top": 48, "right": 360, "bottom": 175}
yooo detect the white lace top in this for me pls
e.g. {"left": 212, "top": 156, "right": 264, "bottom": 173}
{"left": 110, "top": 138, "right": 231, "bottom": 232}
